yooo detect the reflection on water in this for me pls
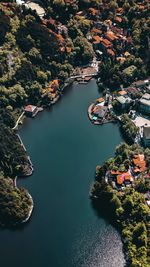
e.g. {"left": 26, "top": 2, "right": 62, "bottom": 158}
{"left": 72, "top": 223, "right": 125, "bottom": 267}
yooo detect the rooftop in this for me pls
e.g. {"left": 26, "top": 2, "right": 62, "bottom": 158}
{"left": 126, "top": 87, "right": 140, "bottom": 94}
{"left": 133, "top": 154, "right": 146, "bottom": 172}
{"left": 133, "top": 116, "right": 150, "bottom": 128}
{"left": 124, "top": 51, "right": 131, "bottom": 57}
{"left": 117, "top": 96, "right": 131, "bottom": 105}
{"left": 117, "top": 173, "right": 132, "bottom": 185}
{"left": 107, "top": 49, "right": 115, "bottom": 56}
{"left": 142, "top": 93, "right": 150, "bottom": 100}
{"left": 93, "top": 35, "right": 102, "bottom": 44}
{"left": 143, "top": 125, "right": 150, "bottom": 140}
{"left": 101, "top": 38, "right": 112, "bottom": 47}
{"left": 105, "top": 31, "right": 117, "bottom": 41}
{"left": 118, "top": 90, "right": 127, "bottom": 96}
{"left": 123, "top": 65, "right": 137, "bottom": 76}
{"left": 115, "top": 16, "right": 122, "bottom": 23}
{"left": 24, "top": 105, "right": 37, "bottom": 113}
{"left": 140, "top": 99, "right": 150, "bottom": 107}
{"left": 93, "top": 106, "right": 108, "bottom": 118}
{"left": 133, "top": 79, "right": 150, "bottom": 87}
{"left": 96, "top": 97, "right": 105, "bottom": 103}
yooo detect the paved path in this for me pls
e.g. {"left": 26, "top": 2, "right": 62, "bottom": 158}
{"left": 12, "top": 111, "right": 25, "bottom": 130}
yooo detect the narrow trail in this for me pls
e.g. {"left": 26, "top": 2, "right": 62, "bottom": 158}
{"left": 12, "top": 111, "right": 25, "bottom": 130}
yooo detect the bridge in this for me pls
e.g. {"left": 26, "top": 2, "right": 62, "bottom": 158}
{"left": 69, "top": 73, "right": 97, "bottom": 79}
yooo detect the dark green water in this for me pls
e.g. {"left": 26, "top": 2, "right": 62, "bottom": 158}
{"left": 0, "top": 80, "right": 125, "bottom": 267}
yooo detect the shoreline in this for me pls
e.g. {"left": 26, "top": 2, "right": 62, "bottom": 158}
{"left": 12, "top": 77, "right": 94, "bottom": 225}
{"left": 21, "top": 191, "right": 34, "bottom": 223}
{"left": 16, "top": 134, "right": 34, "bottom": 176}
{"left": 14, "top": 78, "right": 131, "bottom": 265}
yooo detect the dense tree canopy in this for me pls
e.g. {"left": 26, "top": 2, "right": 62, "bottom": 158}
{"left": 0, "top": 175, "right": 32, "bottom": 226}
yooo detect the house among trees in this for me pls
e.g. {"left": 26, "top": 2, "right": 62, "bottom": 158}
{"left": 132, "top": 154, "right": 146, "bottom": 174}
{"left": 116, "top": 172, "right": 133, "bottom": 186}
{"left": 24, "top": 105, "right": 38, "bottom": 117}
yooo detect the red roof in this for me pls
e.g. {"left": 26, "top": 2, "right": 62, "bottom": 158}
{"left": 111, "top": 170, "right": 122, "bottom": 175}
{"left": 133, "top": 154, "right": 146, "bottom": 172}
{"left": 88, "top": 8, "right": 98, "bottom": 15}
{"left": 116, "top": 8, "right": 123, "bottom": 14}
{"left": 118, "top": 90, "right": 127, "bottom": 96}
{"left": 105, "top": 31, "right": 117, "bottom": 41}
{"left": 101, "top": 38, "right": 112, "bottom": 47}
{"left": 24, "top": 105, "right": 37, "bottom": 113}
{"left": 115, "top": 16, "right": 122, "bottom": 23}
{"left": 56, "top": 34, "right": 65, "bottom": 43}
{"left": 138, "top": 4, "right": 145, "bottom": 10}
{"left": 117, "top": 172, "right": 132, "bottom": 185}
{"left": 107, "top": 49, "right": 115, "bottom": 56}
{"left": 93, "top": 35, "right": 102, "bottom": 44}
{"left": 91, "top": 28, "right": 102, "bottom": 35}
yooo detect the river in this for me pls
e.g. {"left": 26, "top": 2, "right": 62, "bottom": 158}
{"left": 0, "top": 80, "right": 125, "bottom": 267}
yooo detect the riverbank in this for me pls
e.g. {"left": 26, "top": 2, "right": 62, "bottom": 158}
{"left": 10, "top": 76, "right": 95, "bottom": 225}
{"left": 21, "top": 191, "right": 34, "bottom": 224}
{"left": 12, "top": 135, "right": 34, "bottom": 224}
{"left": 16, "top": 134, "right": 34, "bottom": 177}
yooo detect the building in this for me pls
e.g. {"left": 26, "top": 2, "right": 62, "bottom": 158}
{"left": 123, "top": 65, "right": 137, "bottom": 77}
{"left": 133, "top": 79, "right": 150, "bottom": 88}
{"left": 117, "top": 172, "right": 132, "bottom": 186}
{"left": 118, "top": 90, "right": 127, "bottom": 96}
{"left": 16, "top": 0, "right": 25, "bottom": 4}
{"left": 142, "top": 125, "right": 150, "bottom": 147}
{"left": 92, "top": 35, "right": 103, "bottom": 49}
{"left": 139, "top": 93, "right": 150, "bottom": 114}
{"left": 133, "top": 154, "right": 146, "bottom": 173}
{"left": 96, "top": 97, "right": 105, "bottom": 104}
{"left": 24, "top": 105, "right": 38, "bottom": 117}
{"left": 105, "top": 31, "right": 117, "bottom": 42}
{"left": 93, "top": 106, "right": 108, "bottom": 119}
{"left": 116, "top": 95, "right": 132, "bottom": 109}
{"left": 126, "top": 87, "right": 140, "bottom": 99}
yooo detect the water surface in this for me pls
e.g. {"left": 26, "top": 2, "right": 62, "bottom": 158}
{"left": 0, "top": 80, "right": 125, "bottom": 267}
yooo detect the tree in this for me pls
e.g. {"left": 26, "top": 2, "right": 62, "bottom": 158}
{"left": 122, "top": 195, "right": 134, "bottom": 216}
{"left": 74, "top": 36, "right": 94, "bottom": 65}
{"left": 37, "top": 71, "right": 48, "bottom": 84}
{"left": 28, "top": 47, "right": 42, "bottom": 64}
{"left": 0, "top": 12, "right": 10, "bottom": 45}
{"left": 133, "top": 223, "right": 147, "bottom": 248}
